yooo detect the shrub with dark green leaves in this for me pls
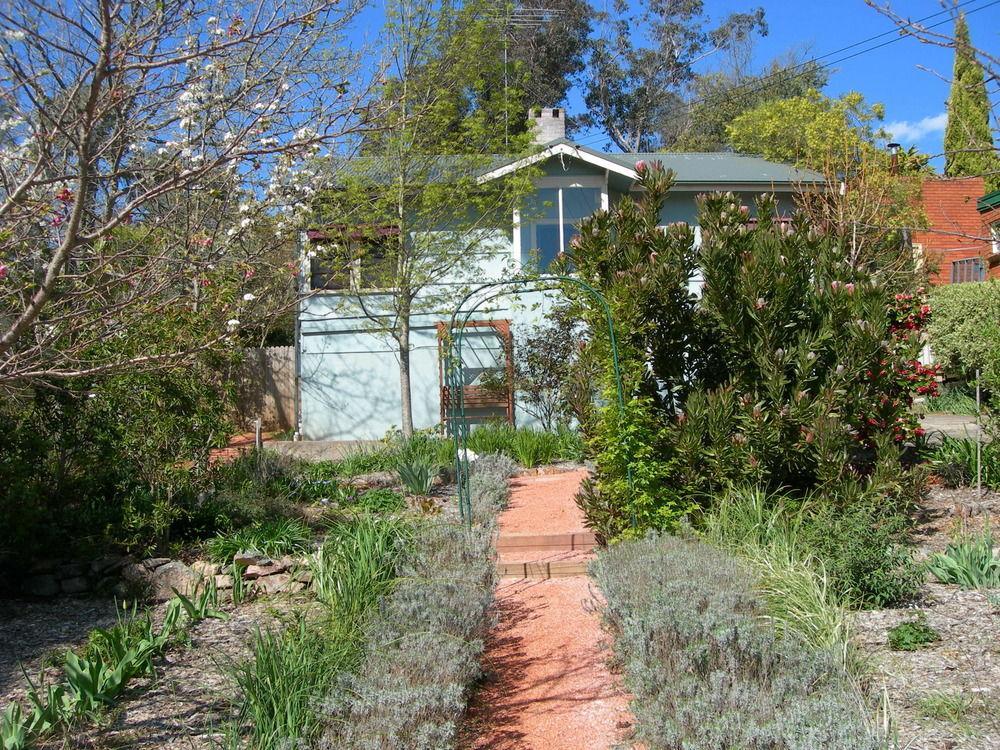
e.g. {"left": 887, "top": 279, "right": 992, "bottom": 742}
{"left": 800, "top": 501, "right": 922, "bottom": 608}
{"left": 592, "top": 534, "right": 881, "bottom": 750}
{"left": 561, "top": 163, "right": 934, "bottom": 542}
{"left": 0, "top": 362, "right": 233, "bottom": 568}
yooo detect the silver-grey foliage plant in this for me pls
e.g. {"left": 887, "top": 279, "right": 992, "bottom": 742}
{"left": 592, "top": 534, "right": 883, "bottom": 750}
{"left": 319, "top": 455, "right": 514, "bottom": 749}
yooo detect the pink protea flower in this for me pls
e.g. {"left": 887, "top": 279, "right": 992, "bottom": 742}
{"left": 831, "top": 280, "right": 841, "bottom": 291}
{"left": 755, "top": 297, "right": 767, "bottom": 310}
{"left": 844, "top": 282, "right": 855, "bottom": 294}
{"left": 635, "top": 160, "right": 647, "bottom": 174}
{"left": 244, "top": 268, "right": 256, "bottom": 280}
{"left": 0, "top": 264, "right": 8, "bottom": 280}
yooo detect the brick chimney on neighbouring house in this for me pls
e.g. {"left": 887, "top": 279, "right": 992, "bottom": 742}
{"left": 528, "top": 107, "right": 565, "bottom": 146}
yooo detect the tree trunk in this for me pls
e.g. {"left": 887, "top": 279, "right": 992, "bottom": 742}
{"left": 397, "top": 314, "right": 414, "bottom": 437}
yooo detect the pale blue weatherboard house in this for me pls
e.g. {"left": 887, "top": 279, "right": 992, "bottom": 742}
{"left": 295, "top": 108, "right": 823, "bottom": 441}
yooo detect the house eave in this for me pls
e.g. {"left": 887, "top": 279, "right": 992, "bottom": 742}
{"left": 477, "top": 141, "right": 638, "bottom": 184}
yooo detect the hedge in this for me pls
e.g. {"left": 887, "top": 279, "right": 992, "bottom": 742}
{"left": 591, "top": 534, "right": 881, "bottom": 750}
{"left": 318, "top": 454, "right": 515, "bottom": 749}
{"left": 928, "top": 280, "right": 1000, "bottom": 380}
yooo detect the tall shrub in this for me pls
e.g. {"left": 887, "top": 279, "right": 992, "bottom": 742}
{"left": 928, "top": 280, "right": 1000, "bottom": 384}
{"left": 0, "top": 357, "right": 233, "bottom": 567}
{"left": 564, "top": 163, "right": 934, "bottom": 540}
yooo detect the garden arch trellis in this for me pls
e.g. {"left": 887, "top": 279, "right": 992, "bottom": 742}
{"left": 444, "top": 274, "right": 629, "bottom": 524}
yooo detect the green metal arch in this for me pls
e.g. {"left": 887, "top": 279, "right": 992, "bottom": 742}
{"left": 444, "top": 274, "right": 628, "bottom": 524}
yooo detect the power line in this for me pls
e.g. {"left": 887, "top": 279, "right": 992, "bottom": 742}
{"left": 573, "top": 0, "right": 1000, "bottom": 150}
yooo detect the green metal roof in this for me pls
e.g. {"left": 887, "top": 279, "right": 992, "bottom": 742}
{"left": 606, "top": 150, "right": 824, "bottom": 184}
{"left": 325, "top": 138, "right": 824, "bottom": 187}
{"left": 978, "top": 189, "right": 1000, "bottom": 212}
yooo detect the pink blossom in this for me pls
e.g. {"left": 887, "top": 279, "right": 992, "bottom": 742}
{"left": 831, "top": 280, "right": 841, "bottom": 291}
{"left": 755, "top": 297, "right": 766, "bottom": 310}
{"left": 635, "top": 160, "right": 647, "bottom": 174}
{"left": 844, "top": 282, "right": 855, "bottom": 294}
{"left": 0, "top": 264, "right": 7, "bottom": 280}
{"left": 55, "top": 187, "right": 74, "bottom": 203}
{"left": 244, "top": 268, "right": 256, "bottom": 280}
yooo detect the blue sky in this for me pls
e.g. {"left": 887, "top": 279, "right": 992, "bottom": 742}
{"left": 571, "top": 0, "right": 1000, "bottom": 164}
{"left": 351, "top": 0, "right": 1000, "bottom": 167}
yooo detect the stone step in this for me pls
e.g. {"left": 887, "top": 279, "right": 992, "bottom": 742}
{"left": 496, "top": 531, "right": 597, "bottom": 554}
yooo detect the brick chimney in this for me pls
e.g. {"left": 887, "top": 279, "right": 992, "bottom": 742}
{"left": 528, "top": 107, "right": 565, "bottom": 145}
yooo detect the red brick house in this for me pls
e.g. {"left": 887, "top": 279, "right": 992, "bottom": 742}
{"left": 914, "top": 176, "right": 1000, "bottom": 284}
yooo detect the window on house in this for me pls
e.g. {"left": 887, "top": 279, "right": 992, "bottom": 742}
{"left": 310, "top": 253, "right": 351, "bottom": 290}
{"left": 308, "top": 228, "right": 398, "bottom": 291}
{"left": 991, "top": 223, "right": 1000, "bottom": 255}
{"left": 950, "top": 257, "right": 985, "bottom": 283}
{"left": 519, "top": 186, "right": 601, "bottom": 269}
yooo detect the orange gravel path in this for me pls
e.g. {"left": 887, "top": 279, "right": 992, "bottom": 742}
{"left": 462, "top": 469, "right": 633, "bottom": 750}
{"left": 500, "top": 468, "right": 590, "bottom": 535}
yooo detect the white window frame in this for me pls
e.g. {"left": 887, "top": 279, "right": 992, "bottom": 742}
{"left": 513, "top": 175, "right": 606, "bottom": 267}
{"left": 991, "top": 223, "right": 1000, "bottom": 255}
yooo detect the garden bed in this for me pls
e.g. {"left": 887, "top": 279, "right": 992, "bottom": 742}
{"left": 853, "top": 584, "right": 1000, "bottom": 750}
{"left": 65, "top": 599, "right": 293, "bottom": 750}
{"left": 849, "top": 483, "right": 1000, "bottom": 750}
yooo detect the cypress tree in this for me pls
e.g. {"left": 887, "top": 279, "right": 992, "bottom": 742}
{"left": 943, "top": 13, "right": 1000, "bottom": 190}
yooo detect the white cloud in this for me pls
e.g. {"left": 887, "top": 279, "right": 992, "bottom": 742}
{"left": 884, "top": 112, "right": 948, "bottom": 144}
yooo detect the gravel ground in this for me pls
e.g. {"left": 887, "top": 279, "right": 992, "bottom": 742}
{"left": 0, "top": 592, "right": 296, "bottom": 749}
{"left": 852, "top": 484, "right": 1000, "bottom": 750}
{"left": 0, "top": 597, "right": 120, "bottom": 705}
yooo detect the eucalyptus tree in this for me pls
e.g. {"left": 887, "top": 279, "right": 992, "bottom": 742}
{"left": 582, "top": 0, "right": 766, "bottom": 152}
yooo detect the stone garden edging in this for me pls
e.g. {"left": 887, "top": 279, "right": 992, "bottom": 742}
{"left": 22, "top": 551, "right": 313, "bottom": 601}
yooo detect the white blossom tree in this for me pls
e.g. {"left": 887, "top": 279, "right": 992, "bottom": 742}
{"left": 0, "top": 0, "right": 375, "bottom": 384}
